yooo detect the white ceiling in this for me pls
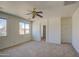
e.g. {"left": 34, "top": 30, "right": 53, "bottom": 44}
{"left": 0, "top": 1, "right": 64, "bottom": 7}
{"left": 26, "top": 1, "right": 64, "bottom": 7}
{"left": 0, "top": 1, "right": 78, "bottom": 21}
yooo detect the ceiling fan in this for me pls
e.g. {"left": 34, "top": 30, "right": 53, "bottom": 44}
{"left": 26, "top": 8, "right": 43, "bottom": 19}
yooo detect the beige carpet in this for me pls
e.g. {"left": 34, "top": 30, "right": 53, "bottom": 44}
{"left": 0, "top": 41, "right": 79, "bottom": 57}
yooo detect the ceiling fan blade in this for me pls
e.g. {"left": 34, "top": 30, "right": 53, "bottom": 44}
{"left": 37, "top": 14, "right": 43, "bottom": 18}
{"left": 26, "top": 13, "right": 32, "bottom": 15}
{"left": 36, "top": 11, "right": 43, "bottom": 13}
{"left": 27, "top": 10, "right": 32, "bottom": 12}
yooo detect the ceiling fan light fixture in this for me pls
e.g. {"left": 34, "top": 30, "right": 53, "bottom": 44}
{"left": 26, "top": 8, "right": 43, "bottom": 19}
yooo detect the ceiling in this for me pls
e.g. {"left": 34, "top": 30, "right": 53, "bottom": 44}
{"left": 0, "top": 1, "right": 78, "bottom": 21}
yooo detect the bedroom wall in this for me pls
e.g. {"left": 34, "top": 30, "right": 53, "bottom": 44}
{"left": 32, "top": 20, "right": 41, "bottom": 41}
{"left": 32, "top": 16, "right": 61, "bottom": 44}
{"left": 72, "top": 7, "right": 79, "bottom": 54}
{"left": 0, "top": 11, "right": 32, "bottom": 49}
{"left": 32, "top": 7, "right": 61, "bottom": 44}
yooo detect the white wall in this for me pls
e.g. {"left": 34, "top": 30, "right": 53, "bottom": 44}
{"left": 0, "top": 12, "right": 32, "bottom": 49}
{"left": 32, "top": 20, "right": 41, "bottom": 41}
{"left": 72, "top": 7, "right": 79, "bottom": 54}
{"left": 32, "top": 15, "right": 61, "bottom": 44}
{"left": 61, "top": 17, "right": 72, "bottom": 43}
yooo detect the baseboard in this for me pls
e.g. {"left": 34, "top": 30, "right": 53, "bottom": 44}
{"left": 61, "top": 42, "right": 71, "bottom": 44}
{"left": 0, "top": 39, "right": 32, "bottom": 51}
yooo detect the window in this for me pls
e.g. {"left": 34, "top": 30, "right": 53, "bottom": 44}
{"left": 0, "top": 18, "right": 7, "bottom": 36}
{"left": 19, "top": 22, "right": 25, "bottom": 35}
{"left": 19, "top": 22, "right": 30, "bottom": 35}
{"left": 25, "top": 24, "right": 30, "bottom": 34}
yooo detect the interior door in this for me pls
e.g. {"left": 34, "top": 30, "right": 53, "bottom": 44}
{"left": 43, "top": 25, "right": 46, "bottom": 40}
{"left": 61, "top": 18, "right": 72, "bottom": 43}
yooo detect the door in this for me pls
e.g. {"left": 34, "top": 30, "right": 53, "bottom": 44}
{"left": 41, "top": 25, "right": 46, "bottom": 41}
{"left": 61, "top": 17, "right": 72, "bottom": 43}
{"left": 43, "top": 25, "right": 46, "bottom": 39}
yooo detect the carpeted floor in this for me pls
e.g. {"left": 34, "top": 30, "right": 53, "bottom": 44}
{"left": 0, "top": 41, "right": 79, "bottom": 57}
